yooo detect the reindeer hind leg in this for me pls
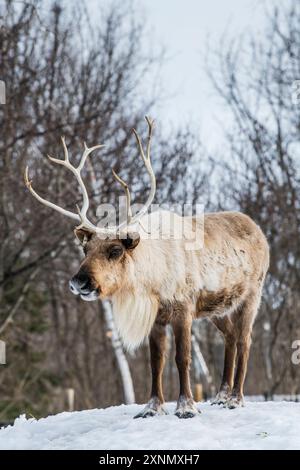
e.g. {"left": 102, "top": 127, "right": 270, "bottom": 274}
{"left": 211, "top": 315, "right": 237, "bottom": 405}
{"left": 226, "top": 292, "right": 260, "bottom": 409}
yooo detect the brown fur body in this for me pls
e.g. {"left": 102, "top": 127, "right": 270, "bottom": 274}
{"left": 75, "top": 210, "right": 269, "bottom": 417}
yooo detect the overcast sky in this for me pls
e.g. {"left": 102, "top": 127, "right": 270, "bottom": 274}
{"left": 89, "top": 0, "right": 270, "bottom": 147}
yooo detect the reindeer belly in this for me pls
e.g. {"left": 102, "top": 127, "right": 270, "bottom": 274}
{"left": 195, "top": 283, "right": 245, "bottom": 319}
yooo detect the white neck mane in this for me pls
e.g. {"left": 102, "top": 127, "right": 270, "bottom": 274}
{"left": 112, "top": 289, "right": 158, "bottom": 351}
{"left": 111, "top": 210, "right": 201, "bottom": 350}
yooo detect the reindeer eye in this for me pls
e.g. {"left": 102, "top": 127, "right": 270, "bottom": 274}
{"left": 108, "top": 245, "right": 124, "bottom": 260}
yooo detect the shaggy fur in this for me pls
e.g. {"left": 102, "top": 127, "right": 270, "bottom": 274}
{"left": 73, "top": 209, "right": 269, "bottom": 416}
{"left": 105, "top": 210, "right": 268, "bottom": 349}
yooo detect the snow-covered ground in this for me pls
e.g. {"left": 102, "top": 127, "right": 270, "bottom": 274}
{"left": 0, "top": 401, "right": 299, "bottom": 450}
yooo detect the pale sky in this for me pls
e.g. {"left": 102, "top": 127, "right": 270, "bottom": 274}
{"left": 89, "top": 0, "right": 270, "bottom": 148}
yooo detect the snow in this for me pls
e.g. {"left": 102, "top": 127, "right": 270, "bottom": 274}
{"left": 0, "top": 401, "right": 299, "bottom": 450}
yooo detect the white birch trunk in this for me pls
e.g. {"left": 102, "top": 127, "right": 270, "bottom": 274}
{"left": 103, "top": 300, "right": 135, "bottom": 404}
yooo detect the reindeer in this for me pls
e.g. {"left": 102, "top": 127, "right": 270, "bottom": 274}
{"left": 25, "top": 117, "right": 269, "bottom": 418}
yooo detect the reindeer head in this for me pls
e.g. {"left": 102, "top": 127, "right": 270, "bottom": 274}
{"left": 25, "top": 117, "right": 156, "bottom": 301}
{"left": 69, "top": 228, "right": 140, "bottom": 300}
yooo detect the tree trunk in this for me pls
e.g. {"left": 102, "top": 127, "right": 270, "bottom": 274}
{"left": 103, "top": 300, "right": 135, "bottom": 404}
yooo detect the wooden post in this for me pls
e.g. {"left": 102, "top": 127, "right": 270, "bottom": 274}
{"left": 194, "top": 383, "right": 203, "bottom": 402}
{"left": 66, "top": 388, "right": 75, "bottom": 412}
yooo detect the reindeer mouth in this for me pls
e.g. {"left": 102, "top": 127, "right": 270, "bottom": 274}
{"left": 69, "top": 276, "right": 100, "bottom": 302}
{"left": 80, "top": 289, "right": 99, "bottom": 302}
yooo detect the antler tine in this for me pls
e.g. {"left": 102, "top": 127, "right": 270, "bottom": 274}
{"left": 132, "top": 128, "right": 146, "bottom": 165}
{"left": 61, "top": 136, "right": 69, "bottom": 162}
{"left": 129, "top": 116, "right": 156, "bottom": 224}
{"left": 25, "top": 138, "right": 105, "bottom": 232}
{"left": 112, "top": 168, "right": 132, "bottom": 224}
{"left": 47, "top": 136, "right": 69, "bottom": 165}
{"left": 145, "top": 116, "right": 154, "bottom": 161}
{"left": 78, "top": 142, "right": 105, "bottom": 172}
{"left": 132, "top": 116, "right": 154, "bottom": 164}
{"left": 24, "top": 165, "right": 80, "bottom": 221}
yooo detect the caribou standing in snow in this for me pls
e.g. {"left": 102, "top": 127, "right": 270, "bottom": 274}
{"left": 25, "top": 117, "right": 269, "bottom": 418}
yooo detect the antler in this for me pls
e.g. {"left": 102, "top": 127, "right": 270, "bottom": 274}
{"left": 112, "top": 116, "right": 156, "bottom": 229}
{"left": 24, "top": 137, "right": 105, "bottom": 232}
{"left": 25, "top": 117, "right": 157, "bottom": 236}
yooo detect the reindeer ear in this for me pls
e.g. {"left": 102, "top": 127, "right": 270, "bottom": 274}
{"left": 121, "top": 232, "right": 140, "bottom": 250}
{"left": 74, "top": 228, "right": 93, "bottom": 245}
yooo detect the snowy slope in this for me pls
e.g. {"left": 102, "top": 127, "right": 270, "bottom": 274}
{"left": 0, "top": 401, "right": 299, "bottom": 450}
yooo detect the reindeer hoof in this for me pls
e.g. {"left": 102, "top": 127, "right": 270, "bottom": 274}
{"left": 175, "top": 410, "right": 198, "bottom": 419}
{"left": 211, "top": 385, "right": 232, "bottom": 406}
{"left": 226, "top": 395, "right": 245, "bottom": 409}
{"left": 211, "top": 390, "right": 231, "bottom": 406}
{"left": 134, "top": 409, "right": 156, "bottom": 419}
{"left": 134, "top": 408, "right": 168, "bottom": 419}
{"left": 211, "top": 399, "right": 226, "bottom": 406}
{"left": 175, "top": 396, "right": 200, "bottom": 419}
{"left": 134, "top": 399, "right": 168, "bottom": 419}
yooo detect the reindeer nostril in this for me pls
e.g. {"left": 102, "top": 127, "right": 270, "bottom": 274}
{"left": 69, "top": 279, "right": 79, "bottom": 295}
{"left": 80, "top": 279, "right": 90, "bottom": 291}
{"left": 69, "top": 272, "right": 93, "bottom": 296}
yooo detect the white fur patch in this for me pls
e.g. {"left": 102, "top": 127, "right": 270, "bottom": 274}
{"left": 112, "top": 291, "right": 158, "bottom": 351}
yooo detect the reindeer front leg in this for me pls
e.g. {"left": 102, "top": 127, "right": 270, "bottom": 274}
{"left": 134, "top": 323, "right": 168, "bottom": 418}
{"left": 172, "top": 312, "right": 200, "bottom": 419}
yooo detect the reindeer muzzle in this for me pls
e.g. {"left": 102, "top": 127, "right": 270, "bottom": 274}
{"left": 69, "top": 272, "right": 99, "bottom": 302}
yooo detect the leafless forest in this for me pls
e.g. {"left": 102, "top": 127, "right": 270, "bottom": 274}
{"left": 0, "top": 0, "right": 299, "bottom": 421}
